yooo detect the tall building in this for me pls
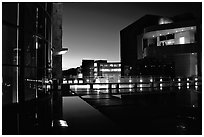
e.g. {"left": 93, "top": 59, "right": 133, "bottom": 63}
{"left": 82, "top": 60, "right": 94, "bottom": 78}
{"left": 120, "top": 13, "right": 201, "bottom": 77}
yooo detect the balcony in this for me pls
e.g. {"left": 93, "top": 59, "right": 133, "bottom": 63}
{"left": 144, "top": 43, "right": 197, "bottom": 58}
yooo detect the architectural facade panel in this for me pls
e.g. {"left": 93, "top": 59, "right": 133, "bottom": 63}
{"left": 120, "top": 13, "right": 201, "bottom": 77}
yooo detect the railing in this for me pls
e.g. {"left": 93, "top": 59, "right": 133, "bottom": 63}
{"left": 62, "top": 76, "right": 201, "bottom": 94}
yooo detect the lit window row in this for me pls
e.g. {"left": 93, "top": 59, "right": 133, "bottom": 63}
{"left": 68, "top": 79, "right": 83, "bottom": 84}
{"left": 101, "top": 68, "right": 121, "bottom": 72}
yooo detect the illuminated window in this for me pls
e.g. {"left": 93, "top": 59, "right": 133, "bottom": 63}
{"left": 179, "top": 37, "right": 185, "bottom": 44}
{"left": 101, "top": 69, "right": 110, "bottom": 72}
{"left": 79, "top": 80, "right": 83, "bottom": 83}
{"left": 74, "top": 79, "right": 78, "bottom": 83}
{"left": 158, "top": 18, "right": 173, "bottom": 25}
{"left": 114, "top": 64, "right": 118, "bottom": 67}
{"left": 63, "top": 80, "right": 67, "bottom": 84}
{"left": 94, "top": 63, "right": 97, "bottom": 67}
{"left": 78, "top": 73, "right": 83, "bottom": 78}
{"left": 94, "top": 68, "right": 97, "bottom": 72}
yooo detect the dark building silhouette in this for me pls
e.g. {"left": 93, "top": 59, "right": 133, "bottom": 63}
{"left": 2, "top": 2, "right": 64, "bottom": 134}
{"left": 120, "top": 15, "right": 161, "bottom": 76}
{"left": 82, "top": 60, "right": 94, "bottom": 78}
{"left": 120, "top": 13, "right": 201, "bottom": 77}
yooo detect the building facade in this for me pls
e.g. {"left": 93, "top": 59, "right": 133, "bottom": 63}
{"left": 94, "top": 61, "right": 121, "bottom": 81}
{"left": 2, "top": 2, "right": 63, "bottom": 104}
{"left": 81, "top": 59, "right": 121, "bottom": 83}
{"left": 2, "top": 2, "right": 64, "bottom": 134}
{"left": 120, "top": 13, "right": 201, "bottom": 77}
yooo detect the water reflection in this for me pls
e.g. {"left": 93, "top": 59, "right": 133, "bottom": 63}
{"left": 160, "top": 87, "right": 163, "bottom": 90}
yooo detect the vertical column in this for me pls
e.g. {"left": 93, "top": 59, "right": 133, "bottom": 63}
{"left": 116, "top": 83, "right": 119, "bottom": 93}
{"left": 108, "top": 83, "right": 112, "bottom": 94}
{"left": 51, "top": 3, "right": 63, "bottom": 121}
{"left": 196, "top": 23, "right": 202, "bottom": 77}
{"left": 52, "top": 3, "right": 63, "bottom": 81}
{"left": 90, "top": 83, "right": 93, "bottom": 90}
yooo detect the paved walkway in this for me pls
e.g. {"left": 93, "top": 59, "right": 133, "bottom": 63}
{"left": 62, "top": 96, "right": 120, "bottom": 134}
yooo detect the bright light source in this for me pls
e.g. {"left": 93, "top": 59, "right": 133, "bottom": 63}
{"left": 178, "top": 83, "right": 181, "bottom": 86}
{"left": 178, "top": 78, "right": 181, "bottom": 81}
{"left": 160, "top": 87, "right": 163, "bottom": 90}
{"left": 150, "top": 78, "right": 153, "bottom": 82}
{"left": 129, "top": 79, "right": 132, "bottom": 83}
{"left": 74, "top": 79, "right": 78, "bottom": 83}
{"left": 195, "top": 82, "right": 198, "bottom": 86}
{"left": 57, "top": 50, "right": 67, "bottom": 55}
{"left": 178, "top": 86, "right": 181, "bottom": 90}
{"left": 51, "top": 120, "right": 68, "bottom": 128}
{"left": 195, "top": 85, "right": 198, "bottom": 90}
{"left": 187, "top": 78, "right": 189, "bottom": 81}
{"left": 78, "top": 73, "right": 83, "bottom": 78}
{"left": 118, "top": 79, "right": 120, "bottom": 83}
{"left": 95, "top": 79, "right": 100, "bottom": 83}
{"left": 140, "top": 79, "right": 143, "bottom": 82}
{"left": 139, "top": 88, "right": 143, "bottom": 91}
{"left": 195, "top": 77, "right": 198, "bottom": 81}
{"left": 160, "top": 78, "right": 162, "bottom": 82}
{"left": 47, "top": 85, "right": 51, "bottom": 89}
{"left": 140, "top": 84, "right": 142, "bottom": 88}
{"left": 160, "top": 83, "right": 162, "bottom": 87}
{"left": 53, "top": 48, "right": 68, "bottom": 56}
{"left": 63, "top": 80, "right": 67, "bottom": 84}
{"left": 179, "top": 37, "right": 185, "bottom": 44}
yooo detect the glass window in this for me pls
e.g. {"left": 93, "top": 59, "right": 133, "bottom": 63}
{"left": 2, "top": 3, "right": 18, "bottom": 104}
{"left": 2, "top": 3, "right": 53, "bottom": 104}
{"left": 179, "top": 37, "right": 185, "bottom": 44}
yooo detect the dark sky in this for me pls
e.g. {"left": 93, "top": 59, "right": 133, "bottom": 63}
{"left": 62, "top": 2, "right": 201, "bottom": 69}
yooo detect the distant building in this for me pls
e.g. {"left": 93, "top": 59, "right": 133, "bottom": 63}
{"left": 82, "top": 60, "right": 94, "bottom": 79}
{"left": 81, "top": 59, "right": 121, "bottom": 83}
{"left": 120, "top": 13, "right": 201, "bottom": 77}
{"left": 94, "top": 61, "right": 121, "bottom": 82}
